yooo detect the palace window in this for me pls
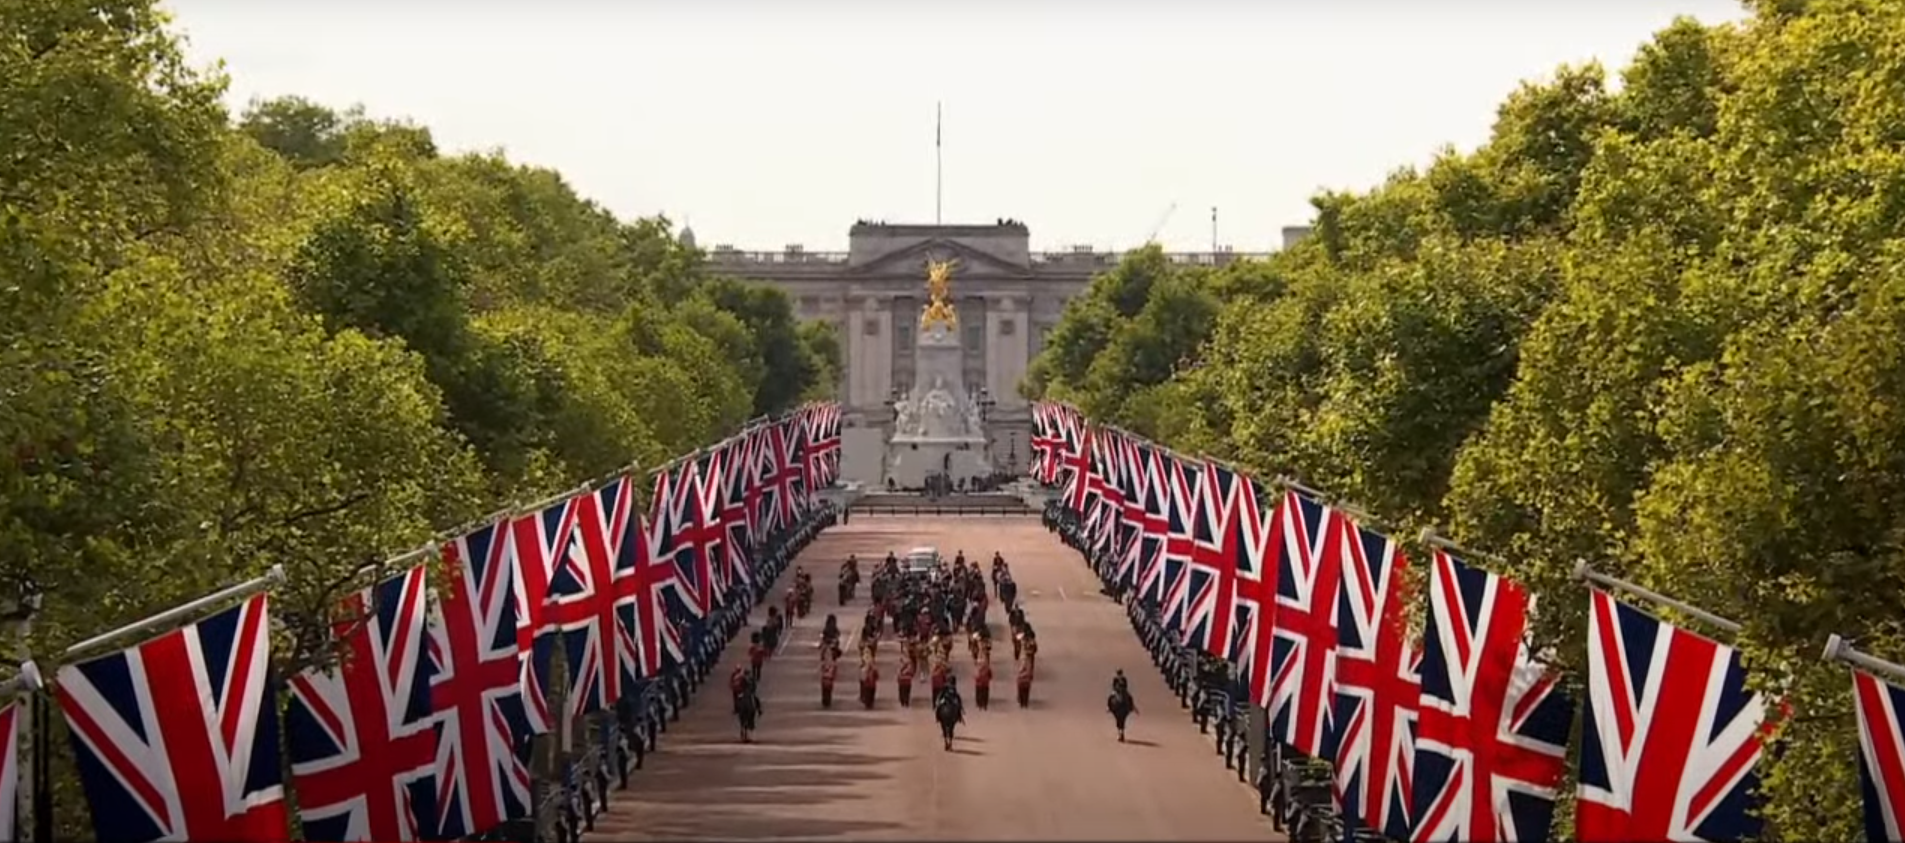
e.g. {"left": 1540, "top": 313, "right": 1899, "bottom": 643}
{"left": 898, "top": 324, "right": 914, "bottom": 347}
{"left": 965, "top": 324, "right": 984, "bottom": 350}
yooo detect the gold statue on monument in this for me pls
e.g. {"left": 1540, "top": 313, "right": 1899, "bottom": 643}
{"left": 920, "top": 258, "right": 959, "bottom": 330}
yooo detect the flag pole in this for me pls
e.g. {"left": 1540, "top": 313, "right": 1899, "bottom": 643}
{"left": 0, "top": 660, "right": 40, "bottom": 699}
{"left": 62, "top": 565, "right": 288, "bottom": 660}
{"left": 1824, "top": 635, "right": 1905, "bottom": 686}
{"left": 935, "top": 101, "right": 943, "bottom": 226}
{"left": 1571, "top": 559, "right": 1742, "bottom": 634}
{"left": 1417, "top": 528, "right": 1514, "bottom": 569}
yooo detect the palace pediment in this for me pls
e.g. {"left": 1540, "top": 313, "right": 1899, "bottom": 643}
{"left": 847, "top": 237, "right": 1032, "bottom": 279}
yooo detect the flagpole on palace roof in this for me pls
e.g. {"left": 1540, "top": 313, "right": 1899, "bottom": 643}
{"left": 62, "top": 565, "right": 287, "bottom": 662}
{"left": 1824, "top": 635, "right": 1905, "bottom": 686}
{"left": 1571, "top": 559, "right": 1743, "bottom": 634}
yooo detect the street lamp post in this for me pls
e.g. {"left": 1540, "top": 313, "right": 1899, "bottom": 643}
{"left": 975, "top": 387, "right": 998, "bottom": 476}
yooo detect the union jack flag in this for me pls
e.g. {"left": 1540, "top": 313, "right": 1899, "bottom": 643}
{"left": 1151, "top": 454, "right": 1201, "bottom": 609}
{"left": 1853, "top": 666, "right": 1905, "bottom": 843}
{"left": 719, "top": 431, "right": 761, "bottom": 590}
{"left": 1114, "top": 437, "right": 1148, "bottom": 589}
{"left": 652, "top": 462, "right": 710, "bottom": 618}
{"left": 615, "top": 500, "right": 682, "bottom": 683}
{"left": 1411, "top": 549, "right": 1570, "bottom": 843}
{"left": 1210, "top": 468, "right": 1279, "bottom": 711}
{"left": 1030, "top": 402, "right": 1065, "bottom": 484}
{"left": 1331, "top": 524, "right": 1420, "bottom": 841}
{"left": 1133, "top": 447, "right": 1172, "bottom": 599}
{"left": 1267, "top": 489, "right": 1346, "bottom": 758}
{"left": 685, "top": 450, "right": 732, "bottom": 605}
{"left": 1182, "top": 460, "right": 1243, "bottom": 657}
{"left": 433, "top": 523, "right": 533, "bottom": 839}
{"left": 1578, "top": 588, "right": 1771, "bottom": 842}
{"left": 760, "top": 418, "right": 803, "bottom": 534}
{"left": 545, "top": 476, "right": 637, "bottom": 717}
{"left": 801, "top": 402, "right": 843, "bottom": 488}
{"left": 0, "top": 664, "right": 31, "bottom": 843}
{"left": 57, "top": 593, "right": 289, "bottom": 843}
{"left": 1061, "top": 422, "right": 1097, "bottom": 517}
{"left": 509, "top": 496, "right": 580, "bottom": 735}
{"left": 287, "top": 565, "right": 438, "bottom": 842}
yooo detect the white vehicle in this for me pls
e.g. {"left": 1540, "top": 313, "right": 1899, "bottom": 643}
{"left": 902, "top": 546, "right": 941, "bottom": 578}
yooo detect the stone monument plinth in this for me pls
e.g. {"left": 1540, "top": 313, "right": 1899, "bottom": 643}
{"left": 884, "top": 259, "right": 992, "bottom": 490}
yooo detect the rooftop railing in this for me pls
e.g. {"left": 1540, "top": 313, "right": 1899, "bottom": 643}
{"left": 703, "top": 249, "right": 1276, "bottom": 269}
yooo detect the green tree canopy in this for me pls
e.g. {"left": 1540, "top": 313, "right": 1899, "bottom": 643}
{"left": 1024, "top": 1, "right": 1905, "bottom": 832}
{"left": 4, "top": 3, "right": 840, "bottom": 834}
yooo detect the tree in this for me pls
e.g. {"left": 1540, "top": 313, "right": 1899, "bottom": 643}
{"left": 1024, "top": 2, "right": 1905, "bottom": 833}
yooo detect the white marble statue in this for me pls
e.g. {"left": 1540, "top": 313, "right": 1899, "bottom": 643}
{"left": 894, "top": 397, "right": 919, "bottom": 437}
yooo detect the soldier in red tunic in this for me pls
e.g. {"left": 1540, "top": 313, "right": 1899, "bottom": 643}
{"left": 974, "top": 661, "right": 993, "bottom": 710}
{"left": 1016, "top": 658, "right": 1034, "bottom": 708}
{"left": 897, "top": 658, "right": 917, "bottom": 708}
{"left": 859, "top": 660, "right": 880, "bottom": 709}
{"left": 747, "top": 632, "right": 768, "bottom": 683}
{"left": 930, "top": 660, "right": 951, "bottom": 696}
{"left": 820, "top": 649, "right": 839, "bottom": 709}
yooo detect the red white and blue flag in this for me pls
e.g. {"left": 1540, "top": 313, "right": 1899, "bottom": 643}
{"left": 1182, "top": 460, "right": 1243, "bottom": 658}
{"left": 287, "top": 565, "right": 439, "bottom": 842}
{"left": 1853, "top": 667, "right": 1905, "bottom": 843}
{"left": 615, "top": 500, "right": 683, "bottom": 683}
{"left": 433, "top": 523, "right": 533, "bottom": 839}
{"left": 1030, "top": 402, "right": 1065, "bottom": 484}
{"left": 0, "top": 667, "right": 28, "bottom": 843}
{"left": 1267, "top": 489, "right": 1346, "bottom": 758}
{"left": 1331, "top": 524, "right": 1420, "bottom": 841}
{"left": 652, "top": 462, "right": 712, "bottom": 618}
{"left": 760, "top": 419, "right": 804, "bottom": 534}
{"left": 801, "top": 402, "right": 842, "bottom": 488}
{"left": 509, "top": 496, "right": 580, "bottom": 735}
{"left": 1132, "top": 447, "right": 1173, "bottom": 602}
{"left": 1578, "top": 588, "right": 1771, "bottom": 842}
{"left": 719, "top": 432, "right": 761, "bottom": 590}
{"left": 1411, "top": 549, "right": 1570, "bottom": 843}
{"left": 545, "top": 475, "right": 638, "bottom": 717}
{"left": 687, "top": 450, "right": 733, "bottom": 605}
{"left": 57, "top": 593, "right": 289, "bottom": 843}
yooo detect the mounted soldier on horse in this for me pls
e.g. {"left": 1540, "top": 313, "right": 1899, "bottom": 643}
{"left": 730, "top": 666, "right": 762, "bottom": 743}
{"left": 935, "top": 675, "right": 966, "bottom": 751}
{"left": 1108, "top": 669, "right": 1138, "bottom": 742}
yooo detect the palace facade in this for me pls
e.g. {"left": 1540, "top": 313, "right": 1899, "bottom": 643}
{"left": 697, "top": 220, "right": 1269, "bottom": 476}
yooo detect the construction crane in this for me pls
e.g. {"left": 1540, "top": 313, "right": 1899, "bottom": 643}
{"left": 1144, "top": 202, "right": 1178, "bottom": 245}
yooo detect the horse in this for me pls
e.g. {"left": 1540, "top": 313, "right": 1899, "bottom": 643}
{"left": 1107, "top": 688, "right": 1137, "bottom": 742}
{"left": 935, "top": 690, "right": 964, "bottom": 751}
{"left": 734, "top": 688, "right": 762, "bottom": 743}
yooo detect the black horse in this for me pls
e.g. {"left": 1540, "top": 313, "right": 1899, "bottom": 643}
{"left": 935, "top": 688, "right": 965, "bottom": 751}
{"left": 1107, "top": 688, "right": 1137, "bottom": 742}
{"left": 734, "top": 688, "right": 762, "bottom": 743}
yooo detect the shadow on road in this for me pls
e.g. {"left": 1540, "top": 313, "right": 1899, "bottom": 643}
{"left": 630, "top": 811, "right": 907, "bottom": 841}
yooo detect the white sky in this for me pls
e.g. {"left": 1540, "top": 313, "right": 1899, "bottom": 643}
{"left": 166, "top": 0, "right": 1750, "bottom": 254}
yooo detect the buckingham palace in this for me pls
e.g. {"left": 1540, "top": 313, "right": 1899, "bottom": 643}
{"left": 695, "top": 219, "right": 1279, "bottom": 482}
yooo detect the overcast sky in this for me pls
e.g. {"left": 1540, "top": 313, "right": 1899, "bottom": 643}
{"left": 167, "top": 0, "right": 1749, "bottom": 254}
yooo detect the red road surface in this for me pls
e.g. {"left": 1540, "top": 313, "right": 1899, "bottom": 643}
{"left": 586, "top": 516, "right": 1283, "bottom": 841}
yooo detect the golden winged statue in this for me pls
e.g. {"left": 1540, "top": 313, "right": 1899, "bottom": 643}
{"left": 920, "top": 258, "right": 959, "bottom": 330}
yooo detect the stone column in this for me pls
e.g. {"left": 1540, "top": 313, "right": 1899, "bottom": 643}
{"left": 987, "top": 296, "right": 1030, "bottom": 409}
{"left": 846, "top": 295, "right": 893, "bottom": 412}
